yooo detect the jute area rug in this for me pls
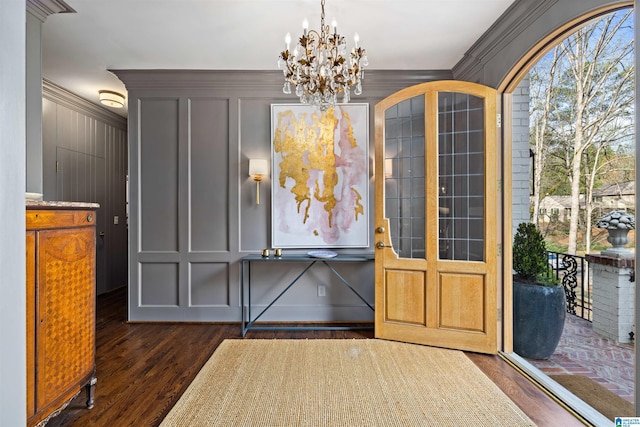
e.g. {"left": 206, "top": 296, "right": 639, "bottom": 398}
{"left": 160, "top": 339, "right": 535, "bottom": 426}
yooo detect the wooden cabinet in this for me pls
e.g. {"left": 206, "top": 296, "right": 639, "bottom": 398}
{"left": 26, "top": 206, "right": 98, "bottom": 427}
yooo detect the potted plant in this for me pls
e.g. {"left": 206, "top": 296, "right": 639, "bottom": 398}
{"left": 512, "top": 222, "right": 566, "bottom": 359}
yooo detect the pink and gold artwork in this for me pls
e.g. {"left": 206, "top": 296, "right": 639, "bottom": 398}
{"left": 271, "top": 104, "right": 369, "bottom": 248}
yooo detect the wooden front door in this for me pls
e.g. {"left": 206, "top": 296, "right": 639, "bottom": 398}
{"left": 374, "top": 81, "right": 498, "bottom": 354}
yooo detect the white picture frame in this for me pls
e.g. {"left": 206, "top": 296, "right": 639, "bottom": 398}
{"left": 271, "top": 103, "right": 369, "bottom": 248}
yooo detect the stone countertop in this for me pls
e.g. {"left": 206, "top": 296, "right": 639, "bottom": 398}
{"left": 26, "top": 200, "right": 100, "bottom": 209}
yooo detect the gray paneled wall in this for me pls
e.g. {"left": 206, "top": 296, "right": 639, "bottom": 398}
{"left": 117, "top": 70, "right": 451, "bottom": 322}
{"left": 42, "top": 80, "right": 128, "bottom": 295}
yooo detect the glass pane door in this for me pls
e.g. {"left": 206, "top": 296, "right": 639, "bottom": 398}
{"left": 383, "top": 95, "right": 425, "bottom": 259}
{"left": 375, "top": 80, "right": 497, "bottom": 354}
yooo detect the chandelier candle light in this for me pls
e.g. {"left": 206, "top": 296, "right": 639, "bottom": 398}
{"left": 278, "top": 0, "right": 368, "bottom": 111}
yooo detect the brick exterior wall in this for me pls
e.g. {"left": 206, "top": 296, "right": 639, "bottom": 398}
{"left": 588, "top": 254, "right": 636, "bottom": 343}
{"left": 511, "top": 75, "right": 531, "bottom": 236}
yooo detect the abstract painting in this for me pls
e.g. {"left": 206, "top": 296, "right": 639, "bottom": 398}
{"left": 271, "top": 103, "right": 369, "bottom": 248}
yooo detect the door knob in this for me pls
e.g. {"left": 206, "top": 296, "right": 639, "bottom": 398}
{"left": 376, "top": 241, "right": 391, "bottom": 249}
{"left": 99, "top": 232, "right": 105, "bottom": 237}
{"left": 376, "top": 226, "right": 385, "bottom": 233}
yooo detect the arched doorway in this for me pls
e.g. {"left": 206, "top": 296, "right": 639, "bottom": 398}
{"left": 498, "top": 3, "right": 635, "bottom": 423}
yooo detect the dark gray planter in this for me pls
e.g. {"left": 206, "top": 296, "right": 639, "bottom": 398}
{"left": 513, "top": 280, "right": 566, "bottom": 360}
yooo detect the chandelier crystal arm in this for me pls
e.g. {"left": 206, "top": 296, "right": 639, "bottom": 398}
{"left": 277, "top": 0, "right": 367, "bottom": 111}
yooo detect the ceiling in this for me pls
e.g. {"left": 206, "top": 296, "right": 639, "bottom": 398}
{"left": 41, "top": 0, "right": 516, "bottom": 117}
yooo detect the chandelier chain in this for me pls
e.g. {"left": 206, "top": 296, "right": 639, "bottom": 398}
{"left": 320, "top": 0, "right": 325, "bottom": 33}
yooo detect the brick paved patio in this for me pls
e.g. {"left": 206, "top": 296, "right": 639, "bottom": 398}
{"left": 526, "top": 313, "right": 635, "bottom": 402}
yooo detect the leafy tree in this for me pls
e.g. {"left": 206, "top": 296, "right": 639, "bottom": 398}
{"left": 529, "top": 9, "right": 635, "bottom": 254}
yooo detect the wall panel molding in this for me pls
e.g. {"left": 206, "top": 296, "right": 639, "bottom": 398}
{"left": 118, "top": 70, "right": 450, "bottom": 322}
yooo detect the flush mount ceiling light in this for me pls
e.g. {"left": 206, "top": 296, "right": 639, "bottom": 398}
{"left": 277, "top": 0, "right": 368, "bottom": 111}
{"left": 98, "top": 90, "right": 125, "bottom": 108}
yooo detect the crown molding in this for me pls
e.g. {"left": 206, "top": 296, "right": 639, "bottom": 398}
{"left": 112, "top": 69, "right": 453, "bottom": 97}
{"left": 112, "top": 70, "right": 287, "bottom": 91}
{"left": 453, "top": 0, "right": 557, "bottom": 82}
{"left": 453, "top": 0, "right": 632, "bottom": 85}
{"left": 27, "top": 0, "right": 75, "bottom": 22}
{"left": 43, "top": 79, "right": 127, "bottom": 129}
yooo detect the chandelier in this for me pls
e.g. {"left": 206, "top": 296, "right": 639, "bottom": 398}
{"left": 277, "top": 0, "right": 368, "bottom": 111}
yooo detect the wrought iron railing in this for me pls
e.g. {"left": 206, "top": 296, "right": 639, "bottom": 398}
{"left": 547, "top": 251, "right": 592, "bottom": 321}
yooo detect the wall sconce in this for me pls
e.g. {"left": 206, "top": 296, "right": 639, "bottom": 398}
{"left": 99, "top": 90, "right": 125, "bottom": 108}
{"left": 440, "top": 183, "right": 447, "bottom": 195}
{"left": 249, "top": 159, "right": 269, "bottom": 205}
{"left": 384, "top": 158, "right": 393, "bottom": 178}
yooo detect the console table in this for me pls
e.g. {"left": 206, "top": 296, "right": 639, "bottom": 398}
{"left": 240, "top": 253, "right": 374, "bottom": 336}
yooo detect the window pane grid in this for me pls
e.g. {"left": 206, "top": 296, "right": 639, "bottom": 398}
{"left": 384, "top": 96, "right": 425, "bottom": 259}
{"left": 438, "top": 92, "right": 485, "bottom": 261}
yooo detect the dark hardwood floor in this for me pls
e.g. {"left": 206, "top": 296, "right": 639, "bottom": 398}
{"left": 47, "top": 288, "right": 584, "bottom": 426}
